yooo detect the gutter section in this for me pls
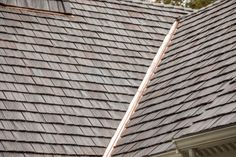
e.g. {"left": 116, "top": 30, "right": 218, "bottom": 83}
{"left": 174, "top": 125, "right": 236, "bottom": 150}
{"left": 103, "top": 20, "right": 179, "bottom": 157}
{"left": 151, "top": 125, "right": 236, "bottom": 157}
{"left": 151, "top": 150, "right": 183, "bottom": 157}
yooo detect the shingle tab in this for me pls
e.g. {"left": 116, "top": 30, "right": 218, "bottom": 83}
{"left": 113, "top": 0, "right": 236, "bottom": 156}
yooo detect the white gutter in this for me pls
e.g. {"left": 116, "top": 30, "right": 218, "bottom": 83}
{"left": 150, "top": 125, "right": 236, "bottom": 157}
{"left": 103, "top": 20, "right": 179, "bottom": 157}
{"left": 174, "top": 125, "right": 236, "bottom": 150}
{"left": 151, "top": 150, "right": 183, "bottom": 157}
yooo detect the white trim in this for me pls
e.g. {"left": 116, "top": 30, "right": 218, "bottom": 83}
{"left": 103, "top": 21, "right": 179, "bottom": 157}
{"left": 151, "top": 125, "right": 236, "bottom": 157}
{"left": 151, "top": 150, "right": 183, "bottom": 157}
{"left": 174, "top": 125, "right": 236, "bottom": 150}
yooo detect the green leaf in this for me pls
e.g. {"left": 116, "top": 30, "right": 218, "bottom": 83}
{"left": 154, "top": 0, "right": 216, "bottom": 9}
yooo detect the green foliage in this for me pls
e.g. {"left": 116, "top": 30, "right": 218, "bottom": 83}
{"left": 155, "top": 0, "right": 183, "bottom": 6}
{"left": 187, "top": 0, "right": 216, "bottom": 9}
{"left": 155, "top": 0, "right": 216, "bottom": 9}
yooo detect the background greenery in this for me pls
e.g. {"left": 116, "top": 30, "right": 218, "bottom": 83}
{"left": 155, "top": 0, "right": 217, "bottom": 9}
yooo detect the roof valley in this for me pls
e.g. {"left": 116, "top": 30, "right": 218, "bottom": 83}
{"left": 104, "top": 20, "right": 179, "bottom": 157}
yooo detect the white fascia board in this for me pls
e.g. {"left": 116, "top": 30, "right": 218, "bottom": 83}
{"left": 151, "top": 150, "right": 183, "bottom": 157}
{"left": 174, "top": 125, "right": 236, "bottom": 150}
{"left": 151, "top": 125, "right": 236, "bottom": 157}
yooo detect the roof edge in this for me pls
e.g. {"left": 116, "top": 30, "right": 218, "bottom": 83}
{"left": 103, "top": 20, "right": 179, "bottom": 157}
{"left": 174, "top": 124, "right": 236, "bottom": 150}
{"left": 149, "top": 125, "right": 236, "bottom": 157}
{"left": 99, "top": 0, "right": 194, "bottom": 14}
{"left": 151, "top": 150, "right": 182, "bottom": 157}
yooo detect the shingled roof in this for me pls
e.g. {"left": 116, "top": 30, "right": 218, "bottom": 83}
{"left": 112, "top": 0, "right": 236, "bottom": 156}
{"left": 0, "top": 0, "right": 191, "bottom": 156}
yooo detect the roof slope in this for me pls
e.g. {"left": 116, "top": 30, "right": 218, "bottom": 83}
{"left": 0, "top": 0, "right": 190, "bottom": 156}
{"left": 112, "top": 0, "right": 236, "bottom": 156}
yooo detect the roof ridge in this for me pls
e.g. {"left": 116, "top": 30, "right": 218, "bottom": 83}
{"left": 103, "top": 20, "right": 179, "bottom": 157}
{"left": 152, "top": 2, "right": 194, "bottom": 12}
{"left": 96, "top": 0, "right": 194, "bottom": 13}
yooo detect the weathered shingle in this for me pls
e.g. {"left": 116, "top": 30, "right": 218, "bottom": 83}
{"left": 113, "top": 0, "right": 236, "bottom": 156}
{"left": 0, "top": 0, "right": 190, "bottom": 156}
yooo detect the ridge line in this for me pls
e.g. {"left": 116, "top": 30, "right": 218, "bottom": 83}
{"left": 103, "top": 20, "right": 179, "bottom": 157}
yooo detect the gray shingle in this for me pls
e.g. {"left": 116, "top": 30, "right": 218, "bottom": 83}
{"left": 0, "top": 0, "right": 190, "bottom": 156}
{"left": 113, "top": 0, "right": 236, "bottom": 156}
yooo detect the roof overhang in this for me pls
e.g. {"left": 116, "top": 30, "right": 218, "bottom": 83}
{"left": 152, "top": 125, "right": 236, "bottom": 157}
{"left": 151, "top": 150, "right": 183, "bottom": 157}
{"left": 174, "top": 125, "right": 236, "bottom": 150}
